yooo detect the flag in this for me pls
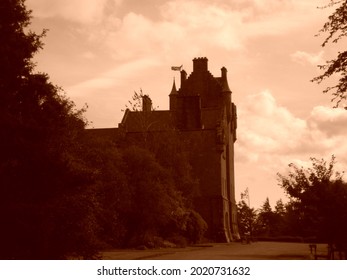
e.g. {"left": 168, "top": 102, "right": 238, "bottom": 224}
{"left": 171, "top": 65, "right": 183, "bottom": 71}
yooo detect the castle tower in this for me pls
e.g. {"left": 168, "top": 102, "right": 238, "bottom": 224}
{"left": 169, "top": 58, "right": 240, "bottom": 242}
{"left": 108, "top": 57, "right": 240, "bottom": 243}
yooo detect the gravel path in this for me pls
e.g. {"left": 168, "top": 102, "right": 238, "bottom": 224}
{"left": 102, "top": 242, "right": 328, "bottom": 260}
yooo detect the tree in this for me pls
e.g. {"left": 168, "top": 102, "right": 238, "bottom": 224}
{"left": 120, "top": 145, "right": 206, "bottom": 247}
{"left": 0, "top": 0, "right": 99, "bottom": 259}
{"left": 277, "top": 156, "right": 347, "bottom": 248}
{"left": 237, "top": 200, "right": 256, "bottom": 238}
{"left": 312, "top": 0, "right": 347, "bottom": 107}
{"left": 255, "top": 197, "right": 277, "bottom": 237}
{"left": 274, "top": 199, "right": 286, "bottom": 216}
{"left": 117, "top": 92, "right": 206, "bottom": 246}
{"left": 77, "top": 132, "right": 129, "bottom": 249}
{"left": 0, "top": 0, "right": 44, "bottom": 94}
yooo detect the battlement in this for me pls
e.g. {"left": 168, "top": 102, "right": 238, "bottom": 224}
{"left": 193, "top": 57, "right": 208, "bottom": 72}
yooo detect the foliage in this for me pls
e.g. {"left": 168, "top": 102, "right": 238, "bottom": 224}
{"left": 122, "top": 146, "right": 181, "bottom": 241}
{"left": 254, "top": 198, "right": 289, "bottom": 237}
{"left": 0, "top": 0, "right": 99, "bottom": 259}
{"left": 78, "top": 130, "right": 206, "bottom": 249}
{"left": 123, "top": 89, "right": 156, "bottom": 112}
{"left": 183, "top": 209, "right": 208, "bottom": 243}
{"left": 237, "top": 200, "right": 256, "bottom": 236}
{"left": 119, "top": 145, "right": 206, "bottom": 247}
{"left": 77, "top": 133, "right": 129, "bottom": 249}
{"left": 277, "top": 156, "right": 347, "bottom": 244}
{"left": 255, "top": 198, "right": 274, "bottom": 236}
{"left": 0, "top": 0, "right": 45, "bottom": 94}
{"left": 312, "top": 0, "right": 347, "bottom": 106}
{"left": 146, "top": 129, "right": 200, "bottom": 202}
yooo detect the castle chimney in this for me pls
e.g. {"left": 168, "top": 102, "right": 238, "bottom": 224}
{"left": 142, "top": 95, "right": 152, "bottom": 112}
{"left": 221, "top": 67, "right": 227, "bottom": 80}
{"left": 193, "top": 57, "right": 208, "bottom": 72}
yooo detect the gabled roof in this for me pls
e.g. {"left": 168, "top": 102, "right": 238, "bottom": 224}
{"left": 120, "top": 110, "right": 173, "bottom": 132}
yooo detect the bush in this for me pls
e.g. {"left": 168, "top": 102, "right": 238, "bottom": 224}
{"left": 184, "top": 210, "right": 208, "bottom": 244}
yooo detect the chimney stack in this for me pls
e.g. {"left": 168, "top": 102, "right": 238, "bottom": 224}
{"left": 142, "top": 95, "right": 152, "bottom": 112}
{"left": 193, "top": 57, "right": 208, "bottom": 72}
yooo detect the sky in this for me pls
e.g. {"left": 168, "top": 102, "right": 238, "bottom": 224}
{"left": 26, "top": 0, "right": 347, "bottom": 209}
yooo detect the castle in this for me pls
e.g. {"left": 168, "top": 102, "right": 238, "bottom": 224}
{"left": 92, "top": 57, "right": 239, "bottom": 242}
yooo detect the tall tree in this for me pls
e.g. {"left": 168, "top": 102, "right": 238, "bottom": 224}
{"left": 274, "top": 199, "right": 286, "bottom": 216}
{"left": 312, "top": 0, "right": 347, "bottom": 106}
{"left": 256, "top": 198, "right": 276, "bottom": 237}
{"left": 237, "top": 200, "right": 256, "bottom": 238}
{"left": 0, "top": 0, "right": 99, "bottom": 259}
{"left": 277, "top": 156, "right": 347, "bottom": 247}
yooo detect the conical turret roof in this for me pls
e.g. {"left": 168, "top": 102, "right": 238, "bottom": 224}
{"left": 169, "top": 78, "right": 178, "bottom": 95}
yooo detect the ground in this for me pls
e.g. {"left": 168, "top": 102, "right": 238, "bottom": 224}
{"left": 101, "top": 242, "right": 329, "bottom": 260}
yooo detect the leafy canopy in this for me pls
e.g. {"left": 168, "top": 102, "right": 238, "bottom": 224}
{"left": 277, "top": 156, "right": 347, "bottom": 243}
{"left": 312, "top": 0, "right": 347, "bottom": 107}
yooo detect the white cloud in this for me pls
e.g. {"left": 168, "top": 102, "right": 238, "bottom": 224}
{"left": 28, "top": 0, "right": 123, "bottom": 24}
{"left": 238, "top": 90, "right": 307, "bottom": 157}
{"left": 67, "top": 57, "right": 161, "bottom": 96}
{"left": 308, "top": 106, "right": 347, "bottom": 156}
{"left": 27, "top": 0, "right": 330, "bottom": 69}
{"left": 291, "top": 50, "right": 325, "bottom": 66}
{"left": 235, "top": 90, "right": 347, "bottom": 207}
{"left": 236, "top": 90, "right": 347, "bottom": 170}
{"left": 62, "top": 0, "right": 326, "bottom": 64}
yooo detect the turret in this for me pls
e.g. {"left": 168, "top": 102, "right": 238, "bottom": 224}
{"left": 169, "top": 78, "right": 178, "bottom": 111}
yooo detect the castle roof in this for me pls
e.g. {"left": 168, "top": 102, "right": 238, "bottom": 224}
{"left": 169, "top": 78, "right": 178, "bottom": 95}
{"left": 119, "top": 109, "right": 173, "bottom": 132}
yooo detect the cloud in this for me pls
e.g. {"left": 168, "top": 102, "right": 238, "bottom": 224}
{"left": 235, "top": 90, "right": 347, "bottom": 207}
{"left": 309, "top": 106, "right": 347, "bottom": 127}
{"left": 237, "top": 90, "right": 306, "bottom": 157}
{"left": 28, "top": 0, "right": 123, "bottom": 24}
{"left": 308, "top": 106, "right": 347, "bottom": 151}
{"left": 46, "top": 0, "right": 323, "bottom": 64}
{"left": 28, "top": 0, "right": 329, "bottom": 69}
{"left": 236, "top": 90, "right": 347, "bottom": 167}
{"left": 65, "top": 57, "right": 164, "bottom": 127}
{"left": 99, "top": 2, "right": 245, "bottom": 64}
{"left": 291, "top": 50, "right": 325, "bottom": 66}
{"left": 66, "top": 57, "right": 161, "bottom": 104}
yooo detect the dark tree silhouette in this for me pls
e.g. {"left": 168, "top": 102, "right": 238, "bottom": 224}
{"left": 237, "top": 200, "right": 256, "bottom": 238}
{"left": 256, "top": 198, "right": 274, "bottom": 237}
{"left": 277, "top": 156, "right": 347, "bottom": 251}
{"left": 312, "top": 0, "right": 347, "bottom": 106}
{"left": 0, "top": 0, "right": 99, "bottom": 259}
